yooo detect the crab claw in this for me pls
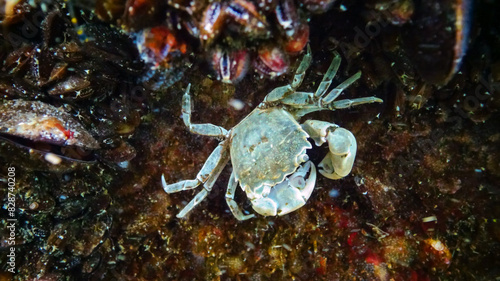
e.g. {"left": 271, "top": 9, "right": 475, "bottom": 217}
{"left": 318, "top": 128, "right": 357, "bottom": 179}
{"left": 251, "top": 161, "right": 317, "bottom": 216}
{"left": 251, "top": 197, "right": 278, "bottom": 216}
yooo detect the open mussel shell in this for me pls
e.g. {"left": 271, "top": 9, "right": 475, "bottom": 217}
{"left": 0, "top": 99, "right": 100, "bottom": 170}
{"left": 0, "top": 134, "right": 96, "bottom": 173}
{"left": 402, "top": 0, "right": 473, "bottom": 86}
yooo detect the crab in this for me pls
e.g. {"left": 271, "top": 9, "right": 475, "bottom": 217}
{"left": 161, "top": 47, "right": 383, "bottom": 220}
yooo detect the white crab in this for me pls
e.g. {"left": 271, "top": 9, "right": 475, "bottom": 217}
{"left": 162, "top": 47, "right": 382, "bottom": 220}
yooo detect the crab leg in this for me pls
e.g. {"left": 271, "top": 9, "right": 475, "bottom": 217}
{"left": 162, "top": 141, "right": 230, "bottom": 218}
{"left": 275, "top": 70, "right": 381, "bottom": 118}
{"left": 161, "top": 175, "right": 199, "bottom": 193}
{"left": 314, "top": 52, "right": 341, "bottom": 98}
{"left": 263, "top": 45, "right": 312, "bottom": 103}
{"left": 286, "top": 93, "right": 382, "bottom": 118}
{"left": 225, "top": 171, "right": 255, "bottom": 221}
{"left": 319, "top": 71, "right": 383, "bottom": 108}
{"left": 291, "top": 44, "right": 312, "bottom": 89}
{"left": 328, "top": 96, "right": 383, "bottom": 109}
{"left": 177, "top": 152, "right": 228, "bottom": 218}
{"left": 278, "top": 91, "right": 314, "bottom": 106}
{"left": 182, "top": 84, "right": 229, "bottom": 138}
{"left": 162, "top": 141, "right": 229, "bottom": 193}
{"left": 320, "top": 71, "right": 362, "bottom": 104}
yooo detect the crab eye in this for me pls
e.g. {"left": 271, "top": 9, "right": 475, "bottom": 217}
{"left": 298, "top": 154, "right": 309, "bottom": 163}
{"left": 289, "top": 176, "right": 305, "bottom": 189}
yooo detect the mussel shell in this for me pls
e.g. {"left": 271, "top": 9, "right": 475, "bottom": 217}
{"left": 402, "top": 0, "right": 473, "bottom": 85}
{"left": 0, "top": 137, "right": 96, "bottom": 174}
{"left": 0, "top": 99, "right": 100, "bottom": 149}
